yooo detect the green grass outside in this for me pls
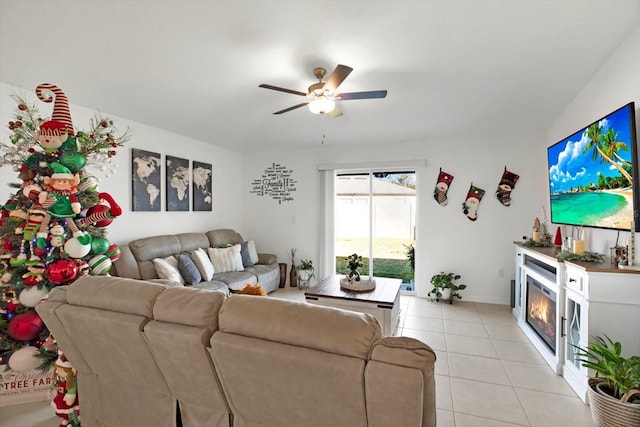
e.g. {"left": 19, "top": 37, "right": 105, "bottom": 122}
{"left": 335, "top": 237, "right": 414, "bottom": 283}
{"left": 335, "top": 256, "right": 414, "bottom": 283}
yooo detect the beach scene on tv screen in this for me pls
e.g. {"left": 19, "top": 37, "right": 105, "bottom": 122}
{"left": 548, "top": 105, "right": 634, "bottom": 230}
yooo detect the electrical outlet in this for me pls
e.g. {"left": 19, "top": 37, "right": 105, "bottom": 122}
{"left": 498, "top": 268, "right": 505, "bottom": 278}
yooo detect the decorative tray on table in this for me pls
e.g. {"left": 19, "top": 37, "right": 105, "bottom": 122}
{"left": 340, "top": 277, "right": 376, "bottom": 292}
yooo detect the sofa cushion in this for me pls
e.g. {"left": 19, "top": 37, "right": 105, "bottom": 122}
{"left": 153, "top": 256, "right": 184, "bottom": 284}
{"left": 178, "top": 254, "right": 202, "bottom": 285}
{"left": 206, "top": 229, "right": 243, "bottom": 247}
{"left": 208, "top": 245, "right": 243, "bottom": 273}
{"left": 247, "top": 240, "right": 259, "bottom": 265}
{"left": 190, "top": 248, "right": 214, "bottom": 281}
{"left": 213, "top": 271, "right": 258, "bottom": 291}
{"left": 240, "top": 242, "right": 254, "bottom": 268}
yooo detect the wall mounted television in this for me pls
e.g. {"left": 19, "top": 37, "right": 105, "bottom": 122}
{"left": 547, "top": 102, "right": 639, "bottom": 232}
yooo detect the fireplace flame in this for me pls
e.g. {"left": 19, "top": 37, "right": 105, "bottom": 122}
{"left": 530, "top": 297, "right": 549, "bottom": 324}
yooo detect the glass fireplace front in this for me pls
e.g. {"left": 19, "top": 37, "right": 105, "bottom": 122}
{"left": 526, "top": 275, "right": 556, "bottom": 353}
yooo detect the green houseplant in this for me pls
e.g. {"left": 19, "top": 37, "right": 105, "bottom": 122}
{"left": 404, "top": 243, "right": 415, "bottom": 272}
{"left": 429, "top": 272, "right": 466, "bottom": 304}
{"left": 573, "top": 335, "right": 640, "bottom": 426}
{"left": 297, "top": 259, "right": 315, "bottom": 290}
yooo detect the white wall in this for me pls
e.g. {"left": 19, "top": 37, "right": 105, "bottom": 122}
{"left": 545, "top": 25, "right": 640, "bottom": 263}
{"left": 0, "top": 82, "right": 243, "bottom": 247}
{"left": 242, "top": 136, "right": 542, "bottom": 304}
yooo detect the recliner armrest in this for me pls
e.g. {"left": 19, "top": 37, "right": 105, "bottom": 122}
{"left": 257, "top": 253, "right": 277, "bottom": 265}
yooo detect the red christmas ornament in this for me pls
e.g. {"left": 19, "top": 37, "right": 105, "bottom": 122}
{"left": 46, "top": 259, "right": 78, "bottom": 285}
{"left": 105, "top": 244, "right": 121, "bottom": 261}
{"left": 554, "top": 227, "right": 563, "bottom": 246}
{"left": 6, "top": 300, "right": 20, "bottom": 311}
{"left": 7, "top": 311, "right": 44, "bottom": 341}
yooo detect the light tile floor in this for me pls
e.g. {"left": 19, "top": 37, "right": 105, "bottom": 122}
{"left": 0, "top": 290, "right": 596, "bottom": 427}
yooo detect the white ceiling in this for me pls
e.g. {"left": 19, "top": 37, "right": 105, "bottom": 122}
{"left": 1, "top": 1, "right": 639, "bottom": 152}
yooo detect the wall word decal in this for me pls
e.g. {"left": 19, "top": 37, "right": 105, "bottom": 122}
{"left": 250, "top": 162, "right": 297, "bottom": 204}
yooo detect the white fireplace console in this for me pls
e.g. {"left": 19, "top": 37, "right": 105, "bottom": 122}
{"left": 514, "top": 243, "right": 640, "bottom": 402}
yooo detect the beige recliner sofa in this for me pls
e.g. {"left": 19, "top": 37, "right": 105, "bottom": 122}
{"left": 112, "top": 229, "right": 280, "bottom": 294}
{"left": 37, "top": 276, "right": 437, "bottom": 427}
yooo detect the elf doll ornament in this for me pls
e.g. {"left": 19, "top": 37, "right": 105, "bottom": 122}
{"left": 495, "top": 167, "right": 520, "bottom": 206}
{"left": 37, "top": 162, "right": 90, "bottom": 248}
{"left": 433, "top": 168, "right": 454, "bottom": 206}
{"left": 51, "top": 352, "right": 81, "bottom": 427}
{"left": 462, "top": 184, "right": 486, "bottom": 221}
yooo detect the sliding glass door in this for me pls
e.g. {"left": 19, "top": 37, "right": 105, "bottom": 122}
{"left": 334, "top": 170, "right": 416, "bottom": 289}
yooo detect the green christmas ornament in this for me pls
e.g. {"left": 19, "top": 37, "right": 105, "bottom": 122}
{"left": 90, "top": 237, "right": 110, "bottom": 255}
{"left": 60, "top": 151, "right": 86, "bottom": 172}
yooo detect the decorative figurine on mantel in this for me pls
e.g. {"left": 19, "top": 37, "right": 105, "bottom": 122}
{"left": 532, "top": 217, "right": 541, "bottom": 242}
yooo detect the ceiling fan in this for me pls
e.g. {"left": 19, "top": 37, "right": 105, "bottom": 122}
{"left": 259, "top": 64, "right": 387, "bottom": 117}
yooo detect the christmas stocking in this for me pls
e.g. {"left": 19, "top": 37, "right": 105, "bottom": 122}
{"left": 462, "top": 184, "right": 485, "bottom": 221}
{"left": 433, "top": 168, "right": 454, "bottom": 206}
{"left": 495, "top": 167, "right": 520, "bottom": 206}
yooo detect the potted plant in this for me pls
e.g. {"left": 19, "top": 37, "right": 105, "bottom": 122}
{"left": 573, "top": 335, "right": 640, "bottom": 426}
{"left": 404, "top": 243, "right": 415, "bottom": 272}
{"left": 297, "top": 259, "right": 315, "bottom": 290}
{"left": 403, "top": 243, "right": 415, "bottom": 291}
{"left": 429, "top": 272, "right": 466, "bottom": 304}
{"left": 345, "top": 253, "right": 363, "bottom": 283}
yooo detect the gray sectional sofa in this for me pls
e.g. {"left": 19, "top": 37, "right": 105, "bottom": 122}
{"left": 111, "top": 229, "right": 280, "bottom": 294}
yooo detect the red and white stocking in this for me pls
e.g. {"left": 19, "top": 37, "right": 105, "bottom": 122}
{"left": 495, "top": 167, "right": 520, "bottom": 207}
{"left": 462, "top": 184, "right": 485, "bottom": 221}
{"left": 433, "top": 168, "right": 454, "bottom": 206}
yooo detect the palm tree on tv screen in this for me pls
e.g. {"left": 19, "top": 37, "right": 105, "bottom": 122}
{"left": 584, "top": 123, "right": 633, "bottom": 186}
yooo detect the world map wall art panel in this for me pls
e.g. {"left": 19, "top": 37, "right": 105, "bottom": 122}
{"left": 166, "top": 155, "right": 190, "bottom": 211}
{"left": 131, "top": 148, "right": 161, "bottom": 211}
{"left": 192, "top": 161, "right": 212, "bottom": 211}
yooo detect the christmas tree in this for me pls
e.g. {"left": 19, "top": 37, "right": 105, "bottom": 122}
{"left": 0, "top": 83, "right": 129, "bottom": 423}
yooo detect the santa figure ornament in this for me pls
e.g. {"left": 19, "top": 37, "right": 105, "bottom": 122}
{"left": 495, "top": 167, "right": 520, "bottom": 207}
{"left": 433, "top": 168, "right": 454, "bottom": 206}
{"left": 462, "top": 184, "right": 486, "bottom": 221}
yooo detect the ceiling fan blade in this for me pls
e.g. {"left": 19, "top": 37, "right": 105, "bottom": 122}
{"left": 323, "top": 64, "right": 353, "bottom": 92}
{"left": 259, "top": 84, "right": 308, "bottom": 97}
{"left": 328, "top": 107, "right": 343, "bottom": 118}
{"left": 273, "top": 102, "right": 310, "bottom": 115}
{"left": 336, "top": 90, "right": 388, "bottom": 100}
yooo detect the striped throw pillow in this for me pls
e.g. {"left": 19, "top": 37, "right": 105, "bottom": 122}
{"left": 207, "top": 245, "right": 243, "bottom": 273}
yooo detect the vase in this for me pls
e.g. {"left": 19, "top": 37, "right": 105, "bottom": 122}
{"left": 298, "top": 269, "right": 313, "bottom": 290}
{"left": 278, "top": 263, "right": 286, "bottom": 288}
{"left": 348, "top": 270, "right": 360, "bottom": 284}
{"left": 290, "top": 264, "right": 297, "bottom": 287}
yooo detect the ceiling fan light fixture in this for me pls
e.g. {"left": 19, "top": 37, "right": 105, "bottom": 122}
{"left": 308, "top": 96, "right": 335, "bottom": 115}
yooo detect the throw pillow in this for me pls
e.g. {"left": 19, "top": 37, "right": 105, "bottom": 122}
{"left": 191, "top": 248, "right": 215, "bottom": 281}
{"left": 153, "top": 256, "right": 184, "bottom": 284}
{"left": 178, "top": 254, "right": 202, "bottom": 285}
{"left": 207, "top": 245, "right": 243, "bottom": 273}
{"left": 236, "top": 283, "right": 267, "bottom": 296}
{"left": 246, "top": 240, "right": 259, "bottom": 265}
{"left": 240, "top": 242, "right": 254, "bottom": 268}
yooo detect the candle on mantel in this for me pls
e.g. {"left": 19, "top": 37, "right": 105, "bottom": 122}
{"left": 533, "top": 231, "right": 541, "bottom": 243}
{"left": 573, "top": 240, "right": 585, "bottom": 255}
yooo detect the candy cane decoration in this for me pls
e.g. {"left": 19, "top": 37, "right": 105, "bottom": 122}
{"left": 35, "top": 83, "right": 74, "bottom": 136}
